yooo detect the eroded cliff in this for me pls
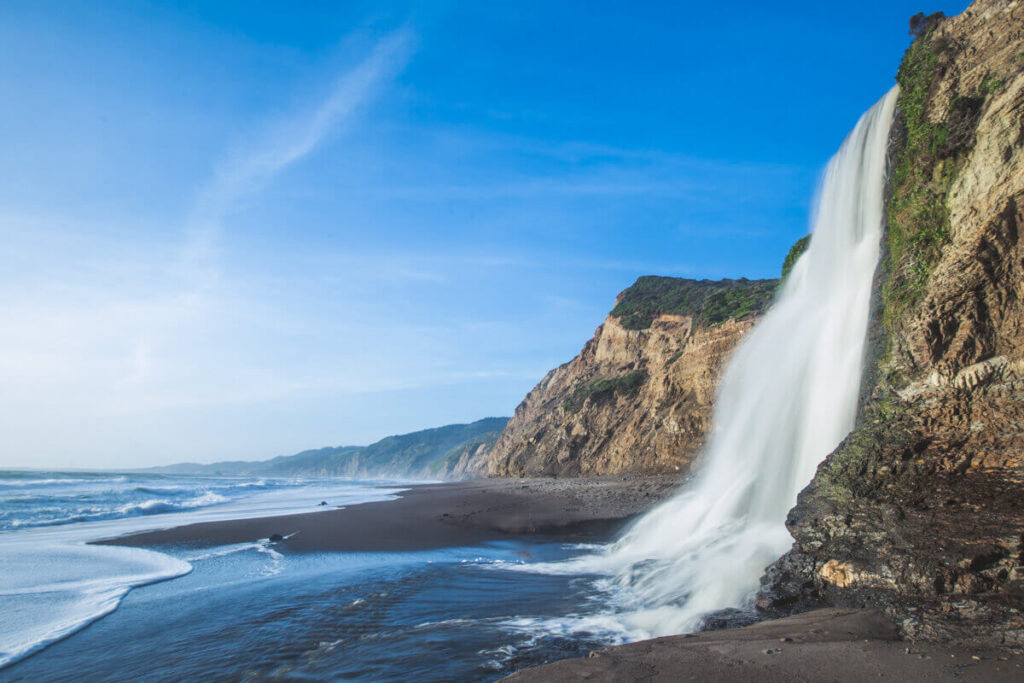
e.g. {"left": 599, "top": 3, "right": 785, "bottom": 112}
{"left": 760, "top": 0, "right": 1024, "bottom": 647}
{"left": 487, "top": 277, "right": 777, "bottom": 477}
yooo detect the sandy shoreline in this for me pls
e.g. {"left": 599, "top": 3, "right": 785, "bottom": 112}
{"left": 99, "top": 475, "right": 681, "bottom": 552}
{"left": 502, "top": 608, "right": 1024, "bottom": 682}
{"left": 95, "top": 475, "right": 1024, "bottom": 681}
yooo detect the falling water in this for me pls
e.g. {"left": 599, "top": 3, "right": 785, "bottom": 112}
{"left": 590, "top": 88, "right": 900, "bottom": 636}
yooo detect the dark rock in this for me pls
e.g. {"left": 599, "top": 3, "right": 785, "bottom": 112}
{"left": 759, "top": 0, "right": 1024, "bottom": 649}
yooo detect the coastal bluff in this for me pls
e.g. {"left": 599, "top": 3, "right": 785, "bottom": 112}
{"left": 485, "top": 276, "right": 778, "bottom": 477}
{"left": 760, "top": 0, "right": 1024, "bottom": 648}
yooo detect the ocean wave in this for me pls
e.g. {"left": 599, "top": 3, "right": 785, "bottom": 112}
{"left": 182, "top": 542, "right": 262, "bottom": 562}
{"left": 0, "top": 477, "right": 396, "bottom": 670}
{"left": 230, "top": 479, "right": 269, "bottom": 488}
{"left": 115, "top": 491, "right": 230, "bottom": 516}
{"left": 131, "top": 485, "right": 189, "bottom": 494}
{"left": 4, "top": 491, "right": 233, "bottom": 531}
{"left": 181, "top": 538, "right": 284, "bottom": 576}
{"left": 0, "top": 476, "right": 126, "bottom": 488}
{"left": 0, "top": 544, "right": 192, "bottom": 669}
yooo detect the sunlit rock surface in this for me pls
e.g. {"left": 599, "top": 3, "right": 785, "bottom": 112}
{"left": 760, "top": 0, "right": 1024, "bottom": 648}
{"left": 486, "top": 277, "right": 776, "bottom": 477}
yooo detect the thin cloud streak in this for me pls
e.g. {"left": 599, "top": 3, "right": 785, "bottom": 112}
{"left": 149, "top": 27, "right": 416, "bottom": 383}
{"left": 0, "top": 29, "right": 419, "bottom": 466}
{"left": 183, "top": 27, "right": 415, "bottom": 270}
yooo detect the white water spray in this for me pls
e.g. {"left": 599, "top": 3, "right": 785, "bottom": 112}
{"left": 578, "top": 88, "right": 900, "bottom": 637}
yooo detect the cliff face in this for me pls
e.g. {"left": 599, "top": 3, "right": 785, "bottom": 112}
{"left": 487, "top": 277, "right": 777, "bottom": 477}
{"left": 760, "top": 0, "right": 1024, "bottom": 647}
{"left": 432, "top": 431, "right": 503, "bottom": 479}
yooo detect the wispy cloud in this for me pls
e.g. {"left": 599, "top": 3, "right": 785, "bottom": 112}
{"left": 183, "top": 27, "right": 414, "bottom": 275}
{"left": 146, "top": 27, "right": 415, "bottom": 381}
{"left": 0, "top": 29, "right": 419, "bottom": 466}
{"left": 356, "top": 124, "right": 814, "bottom": 205}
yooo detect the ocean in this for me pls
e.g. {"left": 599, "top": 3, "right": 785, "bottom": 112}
{"left": 0, "top": 471, "right": 626, "bottom": 681}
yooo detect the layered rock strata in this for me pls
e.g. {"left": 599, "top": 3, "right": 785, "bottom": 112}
{"left": 487, "top": 277, "right": 777, "bottom": 477}
{"left": 760, "top": 0, "right": 1024, "bottom": 648}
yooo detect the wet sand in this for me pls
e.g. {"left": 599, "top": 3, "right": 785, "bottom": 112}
{"left": 502, "top": 608, "right": 1024, "bottom": 682}
{"left": 98, "top": 477, "right": 1024, "bottom": 681}
{"left": 98, "top": 476, "right": 680, "bottom": 552}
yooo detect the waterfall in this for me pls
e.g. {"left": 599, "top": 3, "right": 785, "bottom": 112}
{"left": 589, "top": 87, "right": 900, "bottom": 637}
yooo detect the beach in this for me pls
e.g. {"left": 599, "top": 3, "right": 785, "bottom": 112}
{"left": 4, "top": 475, "right": 689, "bottom": 682}
{"left": 7, "top": 474, "right": 1023, "bottom": 682}
{"left": 98, "top": 475, "right": 1024, "bottom": 683}
{"left": 100, "top": 476, "right": 681, "bottom": 553}
{"left": 503, "top": 608, "right": 1024, "bottom": 682}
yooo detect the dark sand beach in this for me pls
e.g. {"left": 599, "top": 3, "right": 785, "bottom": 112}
{"left": 503, "top": 608, "right": 1024, "bottom": 682}
{"left": 100, "top": 476, "right": 681, "bottom": 552}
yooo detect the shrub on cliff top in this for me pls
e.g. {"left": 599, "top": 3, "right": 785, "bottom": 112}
{"left": 611, "top": 276, "right": 777, "bottom": 330}
{"left": 908, "top": 11, "right": 944, "bottom": 38}
{"left": 781, "top": 235, "right": 811, "bottom": 281}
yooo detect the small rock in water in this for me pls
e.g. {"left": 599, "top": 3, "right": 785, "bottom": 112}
{"left": 319, "top": 501, "right": 328, "bottom": 506}
{"left": 268, "top": 534, "right": 284, "bottom": 542}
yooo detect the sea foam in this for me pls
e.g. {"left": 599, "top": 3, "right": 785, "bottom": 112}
{"left": 0, "top": 474, "right": 404, "bottom": 669}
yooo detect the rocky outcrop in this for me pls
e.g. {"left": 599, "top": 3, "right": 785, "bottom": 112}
{"left": 487, "top": 277, "right": 777, "bottom": 477}
{"left": 760, "top": 0, "right": 1024, "bottom": 648}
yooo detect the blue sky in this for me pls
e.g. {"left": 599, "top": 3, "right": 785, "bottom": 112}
{"left": 0, "top": 0, "right": 968, "bottom": 468}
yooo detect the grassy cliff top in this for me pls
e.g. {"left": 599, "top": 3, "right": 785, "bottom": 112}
{"left": 610, "top": 276, "right": 778, "bottom": 330}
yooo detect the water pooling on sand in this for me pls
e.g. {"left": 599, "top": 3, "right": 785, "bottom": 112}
{"left": 0, "top": 471, "right": 405, "bottom": 667}
{"left": 515, "top": 88, "right": 900, "bottom": 638}
{"left": 3, "top": 531, "right": 621, "bottom": 681}
{"left": 0, "top": 475, "right": 629, "bottom": 681}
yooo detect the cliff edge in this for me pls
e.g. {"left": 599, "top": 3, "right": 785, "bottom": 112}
{"left": 760, "top": 0, "right": 1024, "bottom": 648}
{"left": 487, "top": 276, "right": 777, "bottom": 477}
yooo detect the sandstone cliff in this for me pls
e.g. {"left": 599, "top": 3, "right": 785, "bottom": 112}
{"left": 760, "top": 0, "right": 1024, "bottom": 647}
{"left": 487, "top": 277, "right": 777, "bottom": 477}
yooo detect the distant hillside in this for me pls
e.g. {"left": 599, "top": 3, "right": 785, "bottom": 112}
{"left": 145, "top": 417, "right": 509, "bottom": 480}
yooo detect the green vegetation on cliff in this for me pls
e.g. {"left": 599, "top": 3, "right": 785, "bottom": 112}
{"left": 884, "top": 19, "right": 991, "bottom": 321}
{"left": 562, "top": 370, "right": 647, "bottom": 411}
{"left": 781, "top": 235, "right": 810, "bottom": 280}
{"left": 611, "top": 276, "right": 777, "bottom": 330}
{"left": 886, "top": 28, "right": 953, "bottom": 313}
